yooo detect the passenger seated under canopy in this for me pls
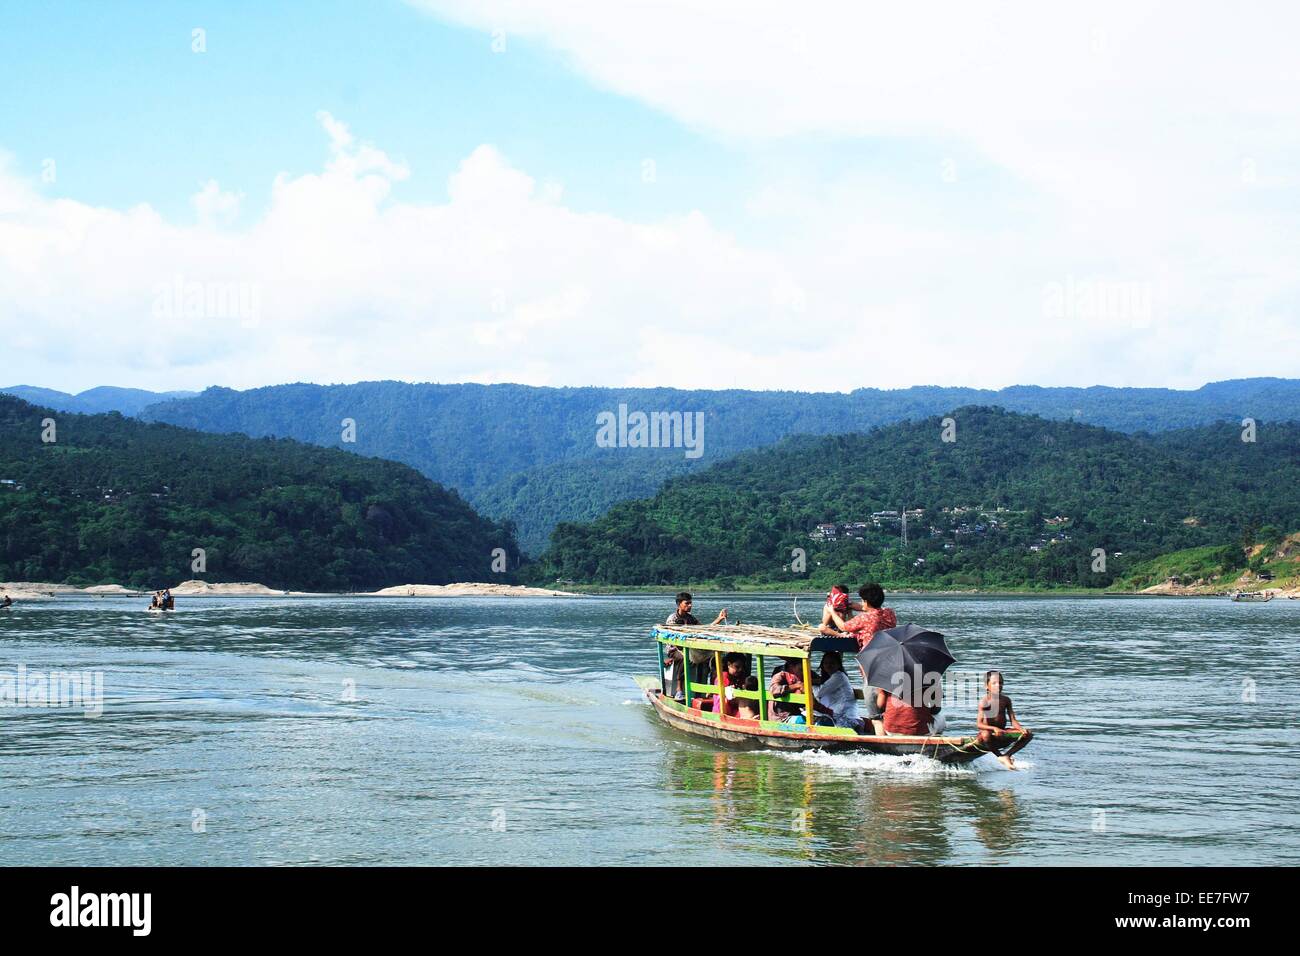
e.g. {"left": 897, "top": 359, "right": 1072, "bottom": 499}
{"left": 813, "top": 651, "right": 865, "bottom": 733}
{"left": 768, "top": 658, "right": 807, "bottom": 723}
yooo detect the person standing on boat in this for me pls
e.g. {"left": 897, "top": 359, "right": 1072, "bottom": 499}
{"left": 665, "top": 592, "right": 727, "bottom": 627}
{"left": 1, "top": 593, "right": 11, "bottom": 609}
{"left": 665, "top": 593, "right": 726, "bottom": 701}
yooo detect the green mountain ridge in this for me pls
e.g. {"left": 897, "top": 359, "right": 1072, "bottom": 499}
{"left": 2, "top": 385, "right": 199, "bottom": 416}
{"left": 0, "top": 395, "right": 519, "bottom": 590}
{"left": 137, "top": 378, "right": 1300, "bottom": 554}
{"left": 529, "top": 407, "right": 1300, "bottom": 589}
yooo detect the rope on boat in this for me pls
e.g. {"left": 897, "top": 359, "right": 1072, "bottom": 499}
{"left": 939, "top": 733, "right": 1025, "bottom": 757}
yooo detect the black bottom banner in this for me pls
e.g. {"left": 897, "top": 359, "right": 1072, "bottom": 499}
{"left": 0, "top": 865, "right": 1284, "bottom": 942}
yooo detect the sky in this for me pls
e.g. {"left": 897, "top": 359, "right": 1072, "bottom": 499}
{"left": 0, "top": 0, "right": 1297, "bottom": 394}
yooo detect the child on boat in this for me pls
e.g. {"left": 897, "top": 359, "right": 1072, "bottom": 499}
{"left": 977, "top": 670, "right": 1034, "bottom": 770}
{"left": 769, "top": 658, "right": 809, "bottom": 723}
{"left": 820, "top": 583, "right": 896, "bottom": 650}
{"left": 734, "top": 676, "right": 761, "bottom": 720}
{"left": 818, "top": 584, "right": 858, "bottom": 630}
{"left": 716, "top": 652, "right": 750, "bottom": 716}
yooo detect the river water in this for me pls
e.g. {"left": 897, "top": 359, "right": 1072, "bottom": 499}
{"left": 0, "top": 593, "right": 1296, "bottom": 865}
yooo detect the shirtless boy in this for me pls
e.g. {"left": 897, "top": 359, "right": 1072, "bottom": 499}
{"left": 976, "top": 670, "right": 1034, "bottom": 770}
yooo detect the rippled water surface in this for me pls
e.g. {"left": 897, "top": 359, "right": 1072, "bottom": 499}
{"left": 1, "top": 593, "right": 1296, "bottom": 865}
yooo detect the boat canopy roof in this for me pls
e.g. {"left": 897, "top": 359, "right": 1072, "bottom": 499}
{"left": 652, "top": 623, "right": 857, "bottom": 658}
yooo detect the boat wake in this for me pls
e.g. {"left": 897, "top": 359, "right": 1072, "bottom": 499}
{"left": 780, "top": 749, "right": 1035, "bottom": 777}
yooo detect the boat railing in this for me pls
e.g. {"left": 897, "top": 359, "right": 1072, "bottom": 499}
{"left": 681, "top": 678, "right": 807, "bottom": 707}
{"left": 658, "top": 634, "right": 817, "bottom": 724}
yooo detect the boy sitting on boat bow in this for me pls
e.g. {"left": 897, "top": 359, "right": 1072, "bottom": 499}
{"left": 977, "top": 670, "right": 1034, "bottom": 770}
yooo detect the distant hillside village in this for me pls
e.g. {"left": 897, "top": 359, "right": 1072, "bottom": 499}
{"left": 809, "top": 506, "right": 1075, "bottom": 555}
{"left": 1, "top": 479, "right": 170, "bottom": 503}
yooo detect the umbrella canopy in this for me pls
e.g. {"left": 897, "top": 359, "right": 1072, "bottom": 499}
{"left": 856, "top": 624, "right": 956, "bottom": 706}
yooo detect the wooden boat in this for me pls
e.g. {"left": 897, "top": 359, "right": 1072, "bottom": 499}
{"left": 1230, "top": 591, "right": 1273, "bottom": 602}
{"left": 637, "top": 623, "right": 1021, "bottom": 766}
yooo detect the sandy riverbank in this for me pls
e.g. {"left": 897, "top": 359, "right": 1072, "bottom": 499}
{"left": 168, "top": 580, "right": 308, "bottom": 596}
{"left": 0, "top": 580, "right": 582, "bottom": 599}
{"left": 165, "top": 580, "right": 582, "bottom": 598}
{"left": 362, "top": 583, "right": 581, "bottom": 598}
{"left": 82, "top": 584, "right": 145, "bottom": 596}
{"left": 11, "top": 578, "right": 1292, "bottom": 600}
{"left": 1138, "top": 581, "right": 1300, "bottom": 599}
{"left": 0, "top": 582, "right": 79, "bottom": 601}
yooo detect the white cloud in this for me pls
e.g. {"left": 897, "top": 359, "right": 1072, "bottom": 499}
{"left": 5, "top": 0, "right": 1300, "bottom": 404}
{"left": 316, "top": 110, "right": 355, "bottom": 151}
{"left": 0, "top": 115, "right": 805, "bottom": 391}
{"left": 448, "top": 145, "right": 537, "bottom": 205}
{"left": 192, "top": 180, "right": 243, "bottom": 227}
{"left": 400, "top": 0, "right": 1300, "bottom": 384}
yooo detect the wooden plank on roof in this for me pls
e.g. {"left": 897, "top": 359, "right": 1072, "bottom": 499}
{"left": 652, "top": 623, "right": 818, "bottom": 654}
{"left": 652, "top": 625, "right": 859, "bottom": 659}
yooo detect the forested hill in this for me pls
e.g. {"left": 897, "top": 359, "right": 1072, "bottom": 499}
{"left": 0, "top": 395, "right": 519, "bottom": 590}
{"left": 530, "top": 408, "right": 1300, "bottom": 589}
{"left": 1, "top": 385, "right": 197, "bottom": 415}
{"left": 139, "top": 378, "right": 1300, "bottom": 554}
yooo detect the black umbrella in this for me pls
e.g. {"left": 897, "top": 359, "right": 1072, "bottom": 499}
{"left": 856, "top": 624, "right": 956, "bottom": 706}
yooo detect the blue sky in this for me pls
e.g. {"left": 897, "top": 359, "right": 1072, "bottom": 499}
{"left": 0, "top": 0, "right": 741, "bottom": 222}
{"left": 1, "top": 1, "right": 1296, "bottom": 393}
{"left": 0, "top": 0, "right": 1016, "bottom": 239}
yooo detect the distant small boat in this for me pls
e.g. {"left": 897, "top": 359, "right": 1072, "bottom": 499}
{"left": 145, "top": 606, "right": 173, "bottom": 613}
{"left": 1230, "top": 591, "right": 1273, "bottom": 603}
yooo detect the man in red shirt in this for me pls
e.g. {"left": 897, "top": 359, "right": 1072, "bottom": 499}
{"left": 875, "top": 687, "right": 937, "bottom": 736}
{"left": 820, "top": 583, "right": 897, "bottom": 651}
{"left": 820, "top": 583, "right": 897, "bottom": 733}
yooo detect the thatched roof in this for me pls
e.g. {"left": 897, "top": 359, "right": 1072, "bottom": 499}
{"left": 652, "top": 623, "right": 857, "bottom": 656}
